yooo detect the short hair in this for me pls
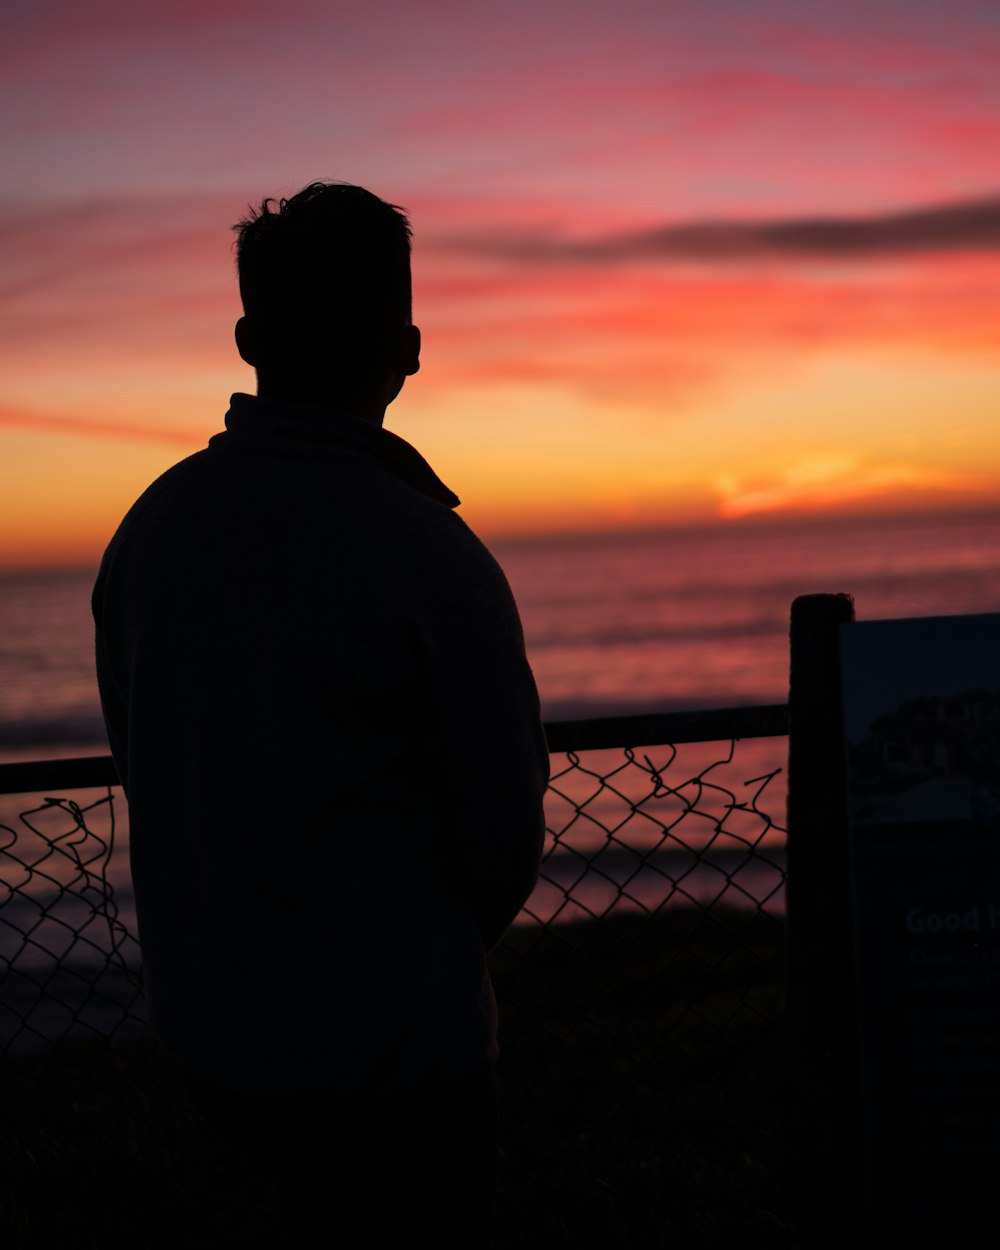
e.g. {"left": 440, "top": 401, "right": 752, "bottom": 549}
{"left": 232, "top": 181, "right": 413, "bottom": 386}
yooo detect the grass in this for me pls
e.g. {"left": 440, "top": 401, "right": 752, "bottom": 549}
{"left": 2, "top": 905, "right": 792, "bottom": 1249}
{"left": 491, "top": 905, "right": 790, "bottom": 1248}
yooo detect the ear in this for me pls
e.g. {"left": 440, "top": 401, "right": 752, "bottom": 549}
{"left": 398, "top": 324, "right": 421, "bottom": 377}
{"left": 235, "top": 316, "right": 258, "bottom": 367}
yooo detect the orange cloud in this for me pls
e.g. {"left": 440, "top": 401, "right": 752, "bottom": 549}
{"left": 421, "top": 246, "right": 1000, "bottom": 416}
{"left": 716, "top": 455, "right": 971, "bottom": 519}
{"left": 0, "top": 405, "right": 205, "bottom": 446}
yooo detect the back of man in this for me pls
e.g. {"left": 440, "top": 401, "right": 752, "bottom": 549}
{"left": 92, "top": 183, "right": 549, "bottom": 1243}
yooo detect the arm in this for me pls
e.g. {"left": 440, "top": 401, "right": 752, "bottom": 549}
{"left": 416, "top": 534, "right": 549, "bottom": 950}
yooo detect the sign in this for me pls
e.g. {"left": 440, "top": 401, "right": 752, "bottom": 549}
{"left": 841, "top": 613, "right": 1000, "bottom": 1214}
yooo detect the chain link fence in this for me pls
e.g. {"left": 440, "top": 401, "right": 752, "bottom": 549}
{"left": 1, "top": 713, "right": 789, "bottom": 1248}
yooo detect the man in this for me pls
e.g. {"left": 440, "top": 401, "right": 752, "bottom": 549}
{"left": 93, "top": 182, "right": 549, "bottom": 1245}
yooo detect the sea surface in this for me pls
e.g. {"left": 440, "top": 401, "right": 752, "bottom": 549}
{"left": 4, "top": 507, "right": 1000, "bottom": 760}
{"left": 3, "top": 507, "right": 1000, "bottom": 1046}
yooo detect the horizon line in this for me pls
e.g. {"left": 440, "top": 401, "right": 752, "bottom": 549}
{"left": 5, "top": 498, "right": 1000, "bottom": 574}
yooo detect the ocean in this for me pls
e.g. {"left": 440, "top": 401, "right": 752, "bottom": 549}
{"left": 3, "top": 507, "right": 1000, "bottom": 1047}
{"left": 4, "top": 507, "right": 1000, "bottom": 761}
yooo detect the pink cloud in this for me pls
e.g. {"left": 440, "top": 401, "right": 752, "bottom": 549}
{"left": 0, "top": 193, "right": 235, "bottom": 285}
{"left": 3, "top": 185, "right": 998, "bottom": 435}
{"left": 0, "top": 193, "right": 239, "bottom": 348}
{"left": 434, "top": 195, "right": 1000, "bottom": 265}
{"left": 419, "top": 249, "right": 1000, "bottom": 412}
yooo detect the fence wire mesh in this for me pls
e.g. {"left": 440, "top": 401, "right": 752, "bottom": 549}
{"left": 1, "top": 733, "right": 788, "bottom": 1248}
{"left": 1, "top": 791, "right": 143, "bottom": 1055}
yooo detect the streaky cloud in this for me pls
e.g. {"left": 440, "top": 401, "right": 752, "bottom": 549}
{"left": 439, "top": 194, "right": 1000, "bottom": 265}
{"left": 0, "top": 406, "right": 206, "bottom": 447}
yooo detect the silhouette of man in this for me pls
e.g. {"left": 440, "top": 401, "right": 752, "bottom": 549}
{"left": 92, "top": 182, "right": 548, "bottom": 1247}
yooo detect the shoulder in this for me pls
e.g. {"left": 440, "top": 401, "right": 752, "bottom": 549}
{"left": 97, "top": 450, "right": 216, "bottom": 571}
{"left": 380, "top": 495, "right": 511, "bottom": 591}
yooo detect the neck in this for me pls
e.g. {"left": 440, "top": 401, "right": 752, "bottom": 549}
{"left": 254, "top": 375, "right": 387, "bottom": 426}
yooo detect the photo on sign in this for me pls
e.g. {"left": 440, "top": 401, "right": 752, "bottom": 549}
{"left": 840, "top": 614, "right": 1000, "bottom": 830}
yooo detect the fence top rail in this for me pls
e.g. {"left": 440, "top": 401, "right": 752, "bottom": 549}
{"left": 544, "top": 702, "right": 789, "bottom": 753}
{"left": 0, "top": 702, "right": 790, "bottom": 795}
{"left": 0, "top": 754, "right": 119, "bottom": 795}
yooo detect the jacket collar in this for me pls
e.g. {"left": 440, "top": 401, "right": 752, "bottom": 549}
{"left": 214, "top": 393, "right": 460, "bottom": 509}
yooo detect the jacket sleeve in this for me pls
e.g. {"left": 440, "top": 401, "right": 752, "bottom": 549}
{"left": 415, "top": 531, "right": 549, "bottom": 950}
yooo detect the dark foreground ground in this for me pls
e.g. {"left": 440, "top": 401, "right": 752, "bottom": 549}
{"left": 2, "top": 906, "right": 793, "bottom": 1249}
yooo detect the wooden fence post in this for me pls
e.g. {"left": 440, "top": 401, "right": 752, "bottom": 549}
{"left": 785, "top": 592, "right": 861, "bottom": 1242}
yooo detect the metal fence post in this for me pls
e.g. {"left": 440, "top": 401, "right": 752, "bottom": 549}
{"left": 785, "top": 591, "right": 861, "bottom": 1241}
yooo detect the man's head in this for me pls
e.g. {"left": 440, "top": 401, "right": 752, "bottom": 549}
{"left": 232, "top": 182, "right": 420, "bottom": 419}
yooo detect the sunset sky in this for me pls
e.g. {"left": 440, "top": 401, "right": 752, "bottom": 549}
{"left": 2, "top": 0, "right": 999, "bottom": 567}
